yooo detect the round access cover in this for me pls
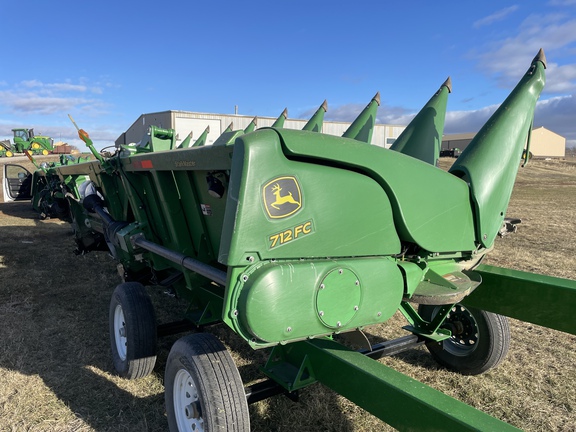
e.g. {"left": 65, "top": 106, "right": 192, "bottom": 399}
{"left": 316, "top": 267, "right": 361, "bottom": 329}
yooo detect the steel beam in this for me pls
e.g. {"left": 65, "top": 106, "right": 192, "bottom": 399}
{"left": 463, "top": 264, "right": 576, "bottom": 335}
{"left": 267, "top": 338, "right": 519, "bottom": 431}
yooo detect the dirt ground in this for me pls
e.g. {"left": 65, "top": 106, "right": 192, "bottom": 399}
{"left": 0, "top": 157, "right": 575, "bottom": 431}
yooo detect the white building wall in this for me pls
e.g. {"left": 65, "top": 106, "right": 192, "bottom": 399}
{"left": 442, "top": 127, "right": 565, "bottom": 158}
{"left": 173, "top": 117, "right": 223, "bottom": 146}
{"left": 117, "top": 110, "right": 406, "bottom": 149}
{"left": 530, "top": 127, "right": 565, "bottom": 158}
{"left": 122, "top": 112, "right": 173, "bottom": 145}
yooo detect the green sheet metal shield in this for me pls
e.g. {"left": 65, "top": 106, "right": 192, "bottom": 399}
{"left": 316, "top": 268, "right": 361, "bottom": 328}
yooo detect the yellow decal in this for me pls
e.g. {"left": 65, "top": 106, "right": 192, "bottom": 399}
{"left": 269, "top": 220, "right": 313, "bottom": 249}
{"left": 263, "top": 176, "right": 302, "bottom": 219}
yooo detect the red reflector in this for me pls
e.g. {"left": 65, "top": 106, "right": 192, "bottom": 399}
{"left": 141, "top": 160, "right": 153, "bottom": 169}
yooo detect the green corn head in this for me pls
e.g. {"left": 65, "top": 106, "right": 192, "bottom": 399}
{"left": 27, "top": 48, "right": 576, "bottom": 431}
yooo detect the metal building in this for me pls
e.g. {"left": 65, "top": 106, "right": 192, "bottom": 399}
{"left": 442, "top": 126, "right": 566, "bottom": 158}
{"left": 115, "top": 110, "right": 406, "bottom": 149}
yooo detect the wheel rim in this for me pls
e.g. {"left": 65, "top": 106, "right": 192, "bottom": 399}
{"left": 441, "top": 304, "right": 479, "bottom": 356}
{"left": 113, "top": 304, "right": 127, "bottom": 361}
{"left": 174, "top": 368, "right": 204, "bottom": 431}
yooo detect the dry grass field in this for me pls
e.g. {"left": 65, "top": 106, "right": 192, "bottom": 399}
{"left": 1, "top": 156, "right": 575, "bottom": 431}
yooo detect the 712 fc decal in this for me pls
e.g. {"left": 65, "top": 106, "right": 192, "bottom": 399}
{"left": 268, "top": 220, "right": 313, "bottom": 249}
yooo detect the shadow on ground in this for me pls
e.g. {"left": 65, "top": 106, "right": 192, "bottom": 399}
{"left": 0, "top": 201, "right": 361, "bottom": 431}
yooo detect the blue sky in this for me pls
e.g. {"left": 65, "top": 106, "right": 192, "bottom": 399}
{"left": 1, "top": 0, "right": 575, "bottom": 149}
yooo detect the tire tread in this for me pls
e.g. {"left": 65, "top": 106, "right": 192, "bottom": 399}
{"left": 109, "top": 282, "right": 157, "bottom": 379}
{"left": 165, "top": 333, "right": 250, "bottom": 431}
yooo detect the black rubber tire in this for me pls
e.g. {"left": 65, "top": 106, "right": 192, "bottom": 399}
{"left": 109, "top": 282, "right": 157, "bottom": 379}
{"left": 419, "top": 303, "right": 510, "bottom": 375}
{"left": 165, "top": 333, "right": 250, "bottom": 432}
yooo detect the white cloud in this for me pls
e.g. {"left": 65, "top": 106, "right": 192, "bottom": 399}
{"left": 545, "top": 62, "right": 576, "bottom": 92}
{"left": 548, "top": 0, "right": 576, "bottom": 5}
{"left": 20, "top": 79, "right": 43, "bottom": 88}
{"left": 471, "top": 13, "right": 576, "bottom": 93}
{"left": 310, "top": 101, "right": 412, "bottom": 125}
{"left": 444, "top": 104, "right": 500, "bottom": 135}
{"left": 0, "top": 79, "right": 109, "bottom": 116}
{"left": 21, "top": 80, "right": 87, "bottom": 93}
{"left": 320, "top": 102, "right": 365, "bottom": 122}
{"left": 464, "top": 9, "right": 576, "bottom": 148}
{"left": 533, "top": 94, "right": 575, "bottom": 139}
{"left": 463, "top": 7, "right": 576, "bottom": 149}
{"left": 473, "top": 5, "right": 519, "bottom": 28}
{"left": 444, "top": 94, "right": 576, "bottom": 146}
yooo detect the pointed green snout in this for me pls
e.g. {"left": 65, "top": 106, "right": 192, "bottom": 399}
{"left": 449, "top": 49, "right": 546, "bottom": 248}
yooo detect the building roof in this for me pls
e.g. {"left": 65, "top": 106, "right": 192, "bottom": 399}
{"left": 532, "top": 126, "right": 564, "bottom": 139}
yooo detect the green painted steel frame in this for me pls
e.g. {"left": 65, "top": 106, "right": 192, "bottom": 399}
{"left": 463, "top": 264, "right": 576, "bottom": 335}
{"left": 264, "top": 338, "right": 520, "bottom": 431}
{"left": 53, "top": 146, "right": 234, "bottom": 325}
{"left": 115, "top": 147, "right": 233, "bottom": 322}
{"left": 399, "top": 301, "right": 453, "bottom": 341}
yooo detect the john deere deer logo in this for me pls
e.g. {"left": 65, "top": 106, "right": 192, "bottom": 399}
{"left": 263, "top": 176, "right": 302, "bottom": 219}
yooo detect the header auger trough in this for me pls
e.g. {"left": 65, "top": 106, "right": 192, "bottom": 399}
{"left": 32, "top": 49, "right": 576, "bottom": 431}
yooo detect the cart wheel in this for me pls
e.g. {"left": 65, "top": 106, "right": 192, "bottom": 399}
{"left": 418, "top": 303, "right": 510, "bottom": 375}
{"left": 165, "top": 333, "right": 250, "bottom": 432}
{"left": 109, "top": 282, "right": 157, "bottom": 379}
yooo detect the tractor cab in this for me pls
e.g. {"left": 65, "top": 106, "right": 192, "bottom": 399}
{"left": 13, "top": 128, "right": 33, "bottom": 142}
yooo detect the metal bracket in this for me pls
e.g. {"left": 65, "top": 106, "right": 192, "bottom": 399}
{"left": 129, "top": 232, "right": 145, "bottom": 249}
{"left": 262, "top": 346, "right": 317, "bottom": 392}
{"left": 399, "top": 301, "right": 452, "bottom": 342}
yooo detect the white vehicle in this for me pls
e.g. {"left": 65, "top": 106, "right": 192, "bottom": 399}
{"left": 3, "top": 163, "right": 32, "bottom": 202}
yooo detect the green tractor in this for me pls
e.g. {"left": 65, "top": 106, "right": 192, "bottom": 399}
{"left": 8, "top": 128, "right": 54, "bottom": 156}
